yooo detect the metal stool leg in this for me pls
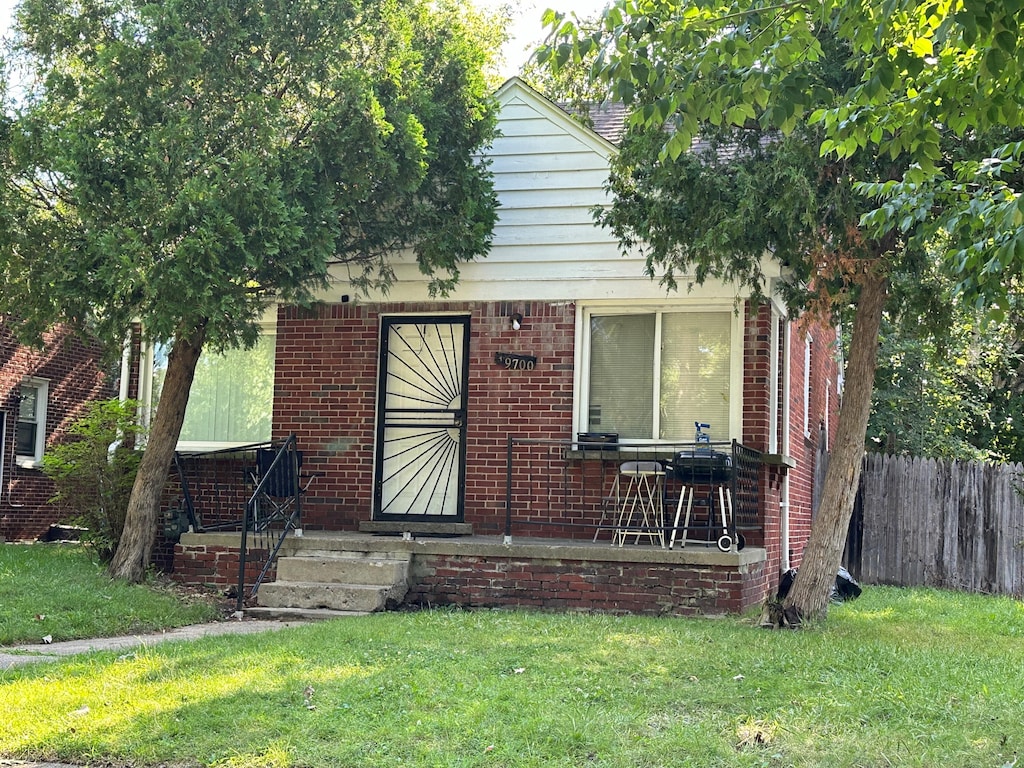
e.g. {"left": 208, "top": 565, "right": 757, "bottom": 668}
{"left": 669, "top": 485, "right": 692, "bottom": 549}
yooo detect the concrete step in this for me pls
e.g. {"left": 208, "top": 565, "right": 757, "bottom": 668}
{"left": 276, "top": 555, "right": 409, "bottom": 586}
{"left": 244, "top": 606, "right": 370, "bottom": 621}
{"left": 256, "top": 580, "right": 408, "bottom": 613}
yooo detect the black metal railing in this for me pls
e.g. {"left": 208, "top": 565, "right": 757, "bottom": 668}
{"left": 503, "top": 437, "right": 762, "bottom": 549}
{"left": 236, "top": 434, "right": 305, "bottom": 610}
{"left": 160, "top": 435, "right": 305, "bottom": 611}
{"left": 165, "top": 440, "right": 278, "bottom": 536}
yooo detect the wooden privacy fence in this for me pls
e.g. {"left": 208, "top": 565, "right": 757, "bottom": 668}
{"left": 846, "top": 454, "right": 1024, "bottom": 596}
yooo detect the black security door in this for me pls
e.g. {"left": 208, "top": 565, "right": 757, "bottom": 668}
{"left": 373, "top": 316, "right": 470, "bottom": 521}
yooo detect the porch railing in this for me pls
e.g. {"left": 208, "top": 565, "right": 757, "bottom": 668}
{"left": 236, "top": 434, "right": 305, "bottom": 611}
{"left": 167, "top": 440, "right": 278, "bottom": 534}
{"left": 503, "top": 437, "right": 762, "bottom": 547}
{"left": 160, "top": 435, "right": 305, "bottom": 611}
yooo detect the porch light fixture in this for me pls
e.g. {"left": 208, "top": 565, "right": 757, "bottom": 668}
{"left": 511, "top": 312, "right": 523, "bottom": 331}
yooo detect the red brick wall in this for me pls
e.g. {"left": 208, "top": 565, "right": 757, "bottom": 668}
{"left": 407, "top": 553, "right": 767, "bottom": 615}
{"left": 736, "top": 303, "right": 842, "bottom": 589}
{"left": 785, "top": 318, "right": 841, "bottom": 569}
{"left": 273, "top": 301, "right": 577, "bottom": 532}
{"left": 741, "top": 304, "right": 783, "bottom": 587}
{"left": 270, "top": 298, "right": 836, "bottom": 587}
{"left": 0, "top": 323, "right": 113, "bottom": 541}
{"left": 173, "top": 540, "right": 274, "bottom": 593}
{"left": 172, "top": 539, "right": 768, "bottom": 616}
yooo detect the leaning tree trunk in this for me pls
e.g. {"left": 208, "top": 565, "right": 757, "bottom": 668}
{"left": 782, "top": 269, "right": 888, "bottom": 624}
{"left": 108, "top": 323, "right": 207, "bottom": 582}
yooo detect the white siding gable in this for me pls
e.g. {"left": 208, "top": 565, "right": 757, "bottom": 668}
{"left": 322, "top": 78, "right": 763, "bottom": 304}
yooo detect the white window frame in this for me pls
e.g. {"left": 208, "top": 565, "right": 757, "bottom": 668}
{"left": 769, "top": 307, "right": 782, "bottom": 455}
{"left": 803, "top": 333, "right": 813, "bottom": 440}
{"left": 129, "top": 319, "right": 277, "bottom": 452}
{"left": 15, "top": 377, "right": 49, "bottom": 468}
{"left": 573, "top": 302, "right": 744, "bottom": 443}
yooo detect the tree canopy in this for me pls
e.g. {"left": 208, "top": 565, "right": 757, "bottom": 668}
{"left": 539, "top": 0, "right": 1024, "bottom": 313}
{"left": 0, "top": 0, "right": 503, "bottom": 580}
{"left": 2, "top": 0, "right": 501, "bottom": 351}
{"left": 870, "top": 287, "right": 1024, "bottom": 463}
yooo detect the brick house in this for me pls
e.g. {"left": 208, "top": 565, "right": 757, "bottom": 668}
{"left": 0, "top": 321, "right": 114, "bottom": 541}
{"left": 168, "top": 78, "right": 841, "bottom": 615}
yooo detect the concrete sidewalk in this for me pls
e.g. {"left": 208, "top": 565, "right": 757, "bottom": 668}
{"left": 0, "top": 618, "right": 309, "bottom": 670}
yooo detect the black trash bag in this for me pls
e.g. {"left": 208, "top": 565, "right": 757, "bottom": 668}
{"left": 774, "top": 566, "right": 862, "bottom": 603}
{"left": 776, "top": 568, "right": 798, "bottom": 600}
{"left": 832, "top": 566, "right": 862, "bottom": 602}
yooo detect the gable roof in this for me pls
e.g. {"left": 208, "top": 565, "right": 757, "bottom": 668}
{"left": 494, "top": 77, "right": 619, "bottom": 158}
{"left": 501, "top": 79, "right": 770, "bottom": 160}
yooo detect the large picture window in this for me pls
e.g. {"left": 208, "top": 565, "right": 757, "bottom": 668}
{"left": 144, "top": 329, "right": 275, "bottom": 450}
{"left": 582, "top": 309, "right": 733, "bottom": 442}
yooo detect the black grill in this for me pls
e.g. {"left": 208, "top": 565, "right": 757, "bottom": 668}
{"left": 667, "top": 449, "right": 733, "bottom": 483}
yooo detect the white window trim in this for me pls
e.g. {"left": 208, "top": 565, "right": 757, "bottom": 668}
{"left": 803, "top": 333, "right": 813, "bottom": 440}
{"left": 769, "top": 307, "right": 782, "bottom": 455}
{"left": 136, "top": 340, "right": 159, "bottom": 437}
{"left": 573, "top": 301, "right": 744, "bottom": 443}
{"left": 15, "top": 377, "right": 49, "bottom": 468}
{"left": 126, "top": 318, "right": 277, "bottom": 452}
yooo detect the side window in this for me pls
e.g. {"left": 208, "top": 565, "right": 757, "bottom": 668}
{"left": 179, "top": 332, "right": 276, "bottom": 447}
{"left": 16, "top": 378, "right": 49, "bottom": 466}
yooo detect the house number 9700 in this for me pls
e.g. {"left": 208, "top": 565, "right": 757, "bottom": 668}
{"left": 495, "top": 352, "right": 537, "bottom": 370}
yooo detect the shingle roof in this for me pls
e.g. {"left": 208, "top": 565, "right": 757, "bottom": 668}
{"left": 549, "top": 82, "right": 772, "bottom": 158}
{"left": 587, "top": 102, "right": 629, "bottom": 145}
{"left": 556, "top": 100, "right": 628, "bottom": 145}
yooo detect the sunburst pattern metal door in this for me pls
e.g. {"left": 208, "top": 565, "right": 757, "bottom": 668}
{"left": 373, "top": 316, "right": 470, "bottom": 521}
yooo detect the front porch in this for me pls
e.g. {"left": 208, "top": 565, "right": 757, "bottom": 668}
{"left": 163, "top": 436, "right": 780, "bottom": 616}
{"left": 173, "top": 530, "right": 768, "bottom": 617}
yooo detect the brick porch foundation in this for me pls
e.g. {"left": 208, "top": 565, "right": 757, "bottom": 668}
{"left": 174, "top": 532, "right": 769, "bottom": 617}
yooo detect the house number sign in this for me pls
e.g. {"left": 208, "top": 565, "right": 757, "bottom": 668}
{"left": 495, "top": 352, "right": 537, "bottom": 370}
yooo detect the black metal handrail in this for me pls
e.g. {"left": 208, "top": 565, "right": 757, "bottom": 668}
{"left": 235, "top": 433, "right": 303, "bottom": 611}
{"left": 503, "top": 436, "right": 762, "bottom": 548}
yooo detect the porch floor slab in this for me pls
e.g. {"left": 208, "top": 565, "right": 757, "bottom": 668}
{"left": 179, "top": 530, "right": 765, "bottom": 568}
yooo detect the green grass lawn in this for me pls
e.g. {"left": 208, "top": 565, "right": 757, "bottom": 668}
{"left": 2, "top": 584, "right": 1023, "bottom": 768}
{"left": 0, "top": 543, "right": 223, "bottom": 645}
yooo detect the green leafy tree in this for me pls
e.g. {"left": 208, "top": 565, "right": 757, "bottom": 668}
{"left": 539, "top": 0, "right": 1024, "bottom": 622}
{"left": 869, "top": 321, "right": 987, "bottom": 461}
{"left": 971, "top": 311, "right": 1024, "bottom": 463}
{"left": 520, "top": 11, "right": 608, "bottom": 121}
{"left": 0, "top": 0, "right": 502, "bottom": 581}
{"left": 869, "top": 288, "right": 1024, "bottom": 463}
{"left": 41, "top": 399, "right": 146, "bottom": 562}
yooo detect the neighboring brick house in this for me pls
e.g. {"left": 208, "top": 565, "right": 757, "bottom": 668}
{"left": 165, "top": 78, "right": 841, "bottom": 614}
{"left": 0, "top": 321, "right": 114, "bottom": 541}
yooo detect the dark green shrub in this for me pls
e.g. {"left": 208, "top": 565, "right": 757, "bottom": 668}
{"left": 42, "top": 399, "right": 146, "bottom": 561}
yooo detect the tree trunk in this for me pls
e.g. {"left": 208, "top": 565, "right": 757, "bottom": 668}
{"left": 782, "top": 269, "right": 888, "bottom": 624}
{"left": 108, "top": 323, "right": 207, "bottom": 582}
